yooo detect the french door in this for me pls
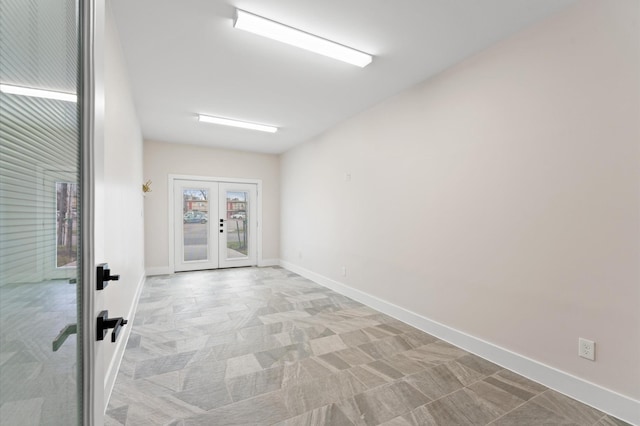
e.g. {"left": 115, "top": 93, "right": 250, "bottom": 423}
{"left": 174, "top": 179, "right": 257, "bottom": 272}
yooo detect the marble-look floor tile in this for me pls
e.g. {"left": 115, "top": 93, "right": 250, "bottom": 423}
{"left": 327, "top": 317, "right": 382, "bottom": 334}
{"left": 145, "top": 370, "right": 182, "bottom": 392}
{"left": 465, "top": 380, "right": 526, "bottom": 415}
{"left": 182, "top": 390, "right": 291, "bottom": 426}
{"left": 362, "top": 359, "right": 405, "bottom": 381}
{"left": 310, "top": 334, "right": 348, "bottom": 356}
{"left": 180, "top": 360, "right": 226, "bottom": 390}
{"left": 285, "top": 292, "right": 330, "bottom": 303}
{"left": 530, "top": 389, "right": 604, "bottom": 425}
{"left": 595, "top": 415, "right": 634, "bottom": 426}
{"left": 350, "top": 380, "right": 430, "bottom": 425}
{"left": 133, "top": 351, "right": 196, "bottom": 380}
{"left": 456, "top": 353, "right": 503, "bottom": 377}
{"left": 224, "top": 353, "right": 262, "bottom": 379}
{"left": 333, "top": 347, "right": 376, "bottom": 366}
{"left": 350, "top": 364, "right": 396, "bottom": 389}
{"left": 275, "top": 403, "right": 355, "bottom": 426}
{"left": 399, "top": 330, "right": 438, "bottom": 348}
{"left": 318, "top": 352, "right": 352, "bottom": 371}
{"left": 259, "top": 310, "right": 311, "bottom": 324}
{"left": 282, "top": 357, "right": 334, "bottom": 387}
{"left": 290, "top": 324, "right": 335, "bottom": 343}
{"left": 403, "top": 363, "right": 466, "bottom": 400}
{"left": 112, "top": 390, "right": 203, "bottom": 425}
{"left": 407, "top": 340, "right": 468, "bottom": 366}
{"left": 381, "top": 353, "right": 429, "bottom": 376}
{"left": 418, "top": 388, "right": 506, "bottom": 425}
{"left": 173, "top": 380, "right": 232, "bottom": 411}
{"left": 388, "top": 403, "right": 440, "bottom": 425}
{"left": 211, "top": 332, "right": 293, "bottom": 361}
{"left": 483, "top": 369, "right": 547, "bottom": 402}
{"left": 491, "top": 399, "right": 580, "bottom": 426}
{"left": 0, "top": 398, "right": 44, "bottom": 426}
{"left": 358, "top": 335, "right": 413, "bottom": 360}
{"left": 238, "top": 321, "right": 286, "bottom": 339}
{"left": 254, "top": 342, "right": 312, "bottom": 368}
{"left": 226, "top": 365, "right": 284, "bottom": 402}
{"left": 283, "top": 370, "right": 367, "bottom": 416}
{"left": 378, "top": 416, "right": 414, "bottom": 426}
{"left": 105, "top": 405, "right": 128, "bottom": 425}
{"left": 340, "top": 329, "right": 376, "bottom": 346}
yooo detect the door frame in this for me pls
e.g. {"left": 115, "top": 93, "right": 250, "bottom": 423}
{"left": 81, "top": 0, "right": 107, "bottom": 424}
{"left": 168, "top": 174, "right": 264, "bottom": 273}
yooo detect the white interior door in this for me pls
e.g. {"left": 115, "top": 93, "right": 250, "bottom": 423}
{"left": 0, "top": 0, "right": 103, "bottom": 422}
{"left": 173, "top": 179, "right": 257, "bottom": 272}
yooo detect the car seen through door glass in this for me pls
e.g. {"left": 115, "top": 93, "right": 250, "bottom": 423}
{"left": 183, "top": 211, "right": 208, "bottom": 223}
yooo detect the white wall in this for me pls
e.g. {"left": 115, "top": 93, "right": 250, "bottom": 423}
{"left": 144, "top": 140, "right": 280, "bottom": 272}
{"left": 281, "top": 0, "right": 639, "bottom": 402}
{"left": 102, "top": 1, "right": 146, "bottom": 406}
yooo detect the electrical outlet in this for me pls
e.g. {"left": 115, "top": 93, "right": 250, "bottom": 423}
{"left": 578, "top": 338, "right": 595, "bottom": 361}
{"left": 298, "top": 251, "right": 302, "bottom": 259}
{"left": 341, "top": 266, "right": 347, "bottom": 277}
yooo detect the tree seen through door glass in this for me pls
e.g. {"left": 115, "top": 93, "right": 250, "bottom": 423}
{"left": 226, "top": 191, "right": 248, "bottom": 258}
{"left": 56, "top": 182, "right": 78, "bottom": 268}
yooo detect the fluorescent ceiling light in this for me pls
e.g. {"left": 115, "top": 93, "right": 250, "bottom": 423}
{"left": 198, "top": 114, "right": 278, "bottom": 133}
{"left": 234, "top": 9, "right": 373, "bottom": 68}
{"left": 0, "top": 83, "right": 77, "bottom": 103}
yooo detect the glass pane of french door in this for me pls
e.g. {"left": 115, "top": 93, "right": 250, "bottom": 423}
{"left": 0, "top": 0, "right": 83, "bottom": 424}
{"left": 174, "top": 181, "right": 218, "bottom": 272}
{"left": 182, "top": 188, "right": 209, "bottom": 262}
{"left": 224, "top": 191, "right": 249, "bottom": 259}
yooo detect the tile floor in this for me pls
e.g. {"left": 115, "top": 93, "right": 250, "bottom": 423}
{"left": 0, "top": 279, "right": 79, "bottom": 426}
{"left": 106, "top": 267, "right": 629, "bottom": 426}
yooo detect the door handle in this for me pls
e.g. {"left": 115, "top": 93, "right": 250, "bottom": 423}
{"left": 97, "top": 263, "right": 120, "bottom": 290}
{"left": 97, "top": 310, "right": 128, "bottom": 342}
{"left": 52, "top": 323, "right": 77, "bottom": 352}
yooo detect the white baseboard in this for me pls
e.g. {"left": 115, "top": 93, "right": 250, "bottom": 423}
{"left": 145, "top": 266, "right": 172, "bottom": 276}
{"left": 258, "top": 258, "right": 280, "bottom": 267}
{"left": 103, "top": 273, "right": 146, "bottom": 411}
{"left": 279, "top": 260, "right": 640, "bottom": 425}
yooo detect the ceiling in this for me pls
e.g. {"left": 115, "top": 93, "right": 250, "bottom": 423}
{"left": 111, "top": 0, "right": 575, "bottom": 154}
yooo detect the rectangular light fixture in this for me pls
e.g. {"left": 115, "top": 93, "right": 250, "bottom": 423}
{"left": 0, "top": 83, "right": 77, "bottom": 103}
{"left": 234, "top": 9, "right": 373, "bottom": 68}
{"left": 198, "top": 114, "right": 278, "bottom": 133}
